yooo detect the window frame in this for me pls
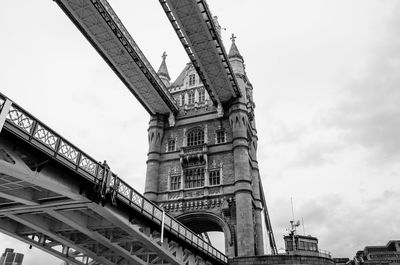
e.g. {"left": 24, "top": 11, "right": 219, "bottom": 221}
{"left": 169, "top": 174, "right": 181, "bottom": 191}
{"left": 209, "top": 169, "right": 221, "bottom": 186}
{"left": 184, "top": 167, "right": 205, "bottom": 189}
{"left": 216, "top": 130, "right": 226, "bottom": 144}
{"left": 174, "top": 95, "right": 181, "bottom": 106}
{"left": 167, "top": 138, "right": 176, "bottom": 152}
{"left": 198, "top": 89, "right": 205, "bottom": 102}
{"left": 189, "top": 74, "right": 196, "bottom": 86}
{"left": 187, "top": 128, "right": 204, "bottom": 146}
{"left": 188, "top": 92, "right": 195, "bottom": 104}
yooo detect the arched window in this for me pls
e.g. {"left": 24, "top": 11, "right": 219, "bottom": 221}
{"left": 187, "top": 128, "right": 204, "bottom": 146}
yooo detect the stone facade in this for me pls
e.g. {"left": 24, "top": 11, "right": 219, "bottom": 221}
{"left": 144, "top": 39, "right": 263, "bottom": 257}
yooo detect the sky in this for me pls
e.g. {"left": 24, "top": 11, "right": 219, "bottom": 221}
{"left": 1, "top": 0, "right": 400, "bottom": 264}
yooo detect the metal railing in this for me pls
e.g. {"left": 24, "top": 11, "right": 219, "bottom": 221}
{"left": 0, "top": 93, "right": 228, "bottom": 264}
{"left": 318, "top": 249, "right": 332, "bottom": 259}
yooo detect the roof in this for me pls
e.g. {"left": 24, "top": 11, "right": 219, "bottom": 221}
{"left": 157, "top": 52, "right": 170, "bottom": 81}
{"left": 228, "top": 36, "right": 243, "bottom": 61}
{"left": 170, "top": 63, "right": 192, "bottom": 88}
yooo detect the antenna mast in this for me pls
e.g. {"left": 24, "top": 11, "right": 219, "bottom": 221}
{"left": 289, "top": 197, "right": 300, "bottom": 252}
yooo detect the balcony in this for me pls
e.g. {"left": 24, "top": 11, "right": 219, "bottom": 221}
{"left": 180, "top": 144, "right": 208, "bottom": 167}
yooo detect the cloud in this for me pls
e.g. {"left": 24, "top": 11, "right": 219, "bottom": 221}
{"left": 270, "top": 191, "right": 400, "bottom": 258}
{"left": 324, "top": 3, "right": 400, "bottom": 162}
{"left": 295, "top": 191, "right": 400, "bottom": 258}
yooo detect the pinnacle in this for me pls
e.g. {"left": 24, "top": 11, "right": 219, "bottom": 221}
{"left": 228, "top": 34, "right": 243, "bottom": 61}
{"left": 157, "top": 51, "right": 170, "bottom": 81}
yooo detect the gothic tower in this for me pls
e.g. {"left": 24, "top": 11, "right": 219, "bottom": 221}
{"left": 144, "top": 37, "right": 263, "bottom": 257}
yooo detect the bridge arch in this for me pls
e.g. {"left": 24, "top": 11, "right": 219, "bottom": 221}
{"left": 177, "top": 211, "right": 234, "bottom": 257}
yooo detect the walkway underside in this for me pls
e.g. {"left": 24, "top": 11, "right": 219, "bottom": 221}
{"left": 0, "top": 94, "right": 227, "bottom": 265}
{"left": 55, "top": 0, "right": 178, "bottom": 115}
{"left": 0, "top": 141, "right": 195, "bottom": 265}
{"left": 159, "top": 0, "right": 240, "bottom": 105}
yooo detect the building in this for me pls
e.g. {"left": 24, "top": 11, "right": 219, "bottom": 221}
{"left": 284, "top": 234, "right": 331, "bottom": 258}
{"left": 353, "top": 240, "right": 400, "bottom": 265}
{"left": 231, "top": 230, "right": 336, "bottom": 265}
{"left": 144, "top": 34, "right": 264, "bottom": 257}
{"left": 0, "top": 249, "right": 23, "bottom": 265}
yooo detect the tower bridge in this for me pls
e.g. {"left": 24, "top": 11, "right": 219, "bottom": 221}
{"left": 0, "top": 0, "right": 280, "bottom": 264}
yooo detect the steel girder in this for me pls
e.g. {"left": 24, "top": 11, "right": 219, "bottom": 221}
{"left": 0, "top": 140, "right": 212, "bottom": 264}
{"left": 159, "top": 0, "right": 241, "bottom": 106}
{"left": 54, "top": 0, "right": 178, "bottom": 115}
{"left": 0, "top": 94, "right": 227, "bottom": 264}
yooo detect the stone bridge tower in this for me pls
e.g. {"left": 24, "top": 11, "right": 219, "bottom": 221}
{"left": 144, "top": 38, "right": 264, "bottom": 257}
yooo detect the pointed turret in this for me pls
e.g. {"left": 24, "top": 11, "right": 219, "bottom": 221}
{"left": 228, "top": 33, "right": 243, "bottom": 61}
{"left": 157, "top": 52, "right": 171, "bottom": 86}
{"left": 228, "top": 34, "right": 245, "bottom": 76}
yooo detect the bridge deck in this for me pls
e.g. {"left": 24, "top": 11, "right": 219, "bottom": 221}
{"left": 0, "top": 94, "right": 227, "bottom": 265}
{"left": 160, "top": 0, "right": 241, "bottom": 106}
{"left": 55, "top": 0, "right": 178, "bottom": 115}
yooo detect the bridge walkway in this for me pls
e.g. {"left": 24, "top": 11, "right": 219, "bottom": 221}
{"left": 0, "top": 93, "right": 227, "bottom": 265}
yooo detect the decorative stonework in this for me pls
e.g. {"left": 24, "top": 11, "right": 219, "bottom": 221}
{"left": 160, "top": 196, "right": 234, "bottom": 213}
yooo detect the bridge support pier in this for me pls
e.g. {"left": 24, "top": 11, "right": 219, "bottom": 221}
{"left": 145, "top": 115, "right": 165, "bottom": 201}
{"left": 230, "top": 102, "right": 255, "bottom": 257}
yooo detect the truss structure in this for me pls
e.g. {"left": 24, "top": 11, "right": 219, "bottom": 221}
{"left": 0, "top": 94, "right": 227, "bottom": 265}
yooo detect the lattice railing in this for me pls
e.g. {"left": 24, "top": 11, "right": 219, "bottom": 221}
{"left": 0, "top": 93, "right": 227, "bottom": 264}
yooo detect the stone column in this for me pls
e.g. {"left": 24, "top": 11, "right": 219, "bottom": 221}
{"left": 144, "top": 115, "right": 164, "bottom": 201}
{"left": 229, "top": 102, "right": 255, "bottom": 257}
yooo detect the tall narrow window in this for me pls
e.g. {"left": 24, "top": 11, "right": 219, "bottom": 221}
{"left": 187, "top": 128, "right": 204, "bottom": 146}
{"left": 188, "top": 92, "right": 195, "bottom": 104}
{"left": 216, "top": 130, "right": 226, "bottom": 144}
{"left": 170, "top": 175, "right": 181, "bottom": 190}
{"left": 199, "top": 90, "right": 205, "bottom": 102}
{"left": 167, "top": 138, "right": 175, "bottom": 152}
{"left": 184, "top": 168, "right": 205, "bottom": 188}
{"left": 209, "top": 169, "right": 220, "bottom": 185}
{"left": 189, "top": 74, "right": 196, "bottom": 86}
{"left": 174, "top": 95, "right": 181, "bottom": 106}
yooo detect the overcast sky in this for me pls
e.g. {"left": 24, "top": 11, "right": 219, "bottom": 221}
{"left": 1, "top": 1, "right": 400, "bottom": 264}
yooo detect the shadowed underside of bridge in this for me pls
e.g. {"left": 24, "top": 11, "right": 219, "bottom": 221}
{"left": 54, "top": 0, "right": 179, "bottom": 116}
{"left": 0, "top": 95, "right": 227, "bottom": 265}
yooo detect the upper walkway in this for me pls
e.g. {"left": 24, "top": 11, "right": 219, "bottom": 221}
{"left": 159, "top": 0, "right": 241, "bottom": 106}
{"left": 55, "top": 0, "right": 179, "bottom": 115}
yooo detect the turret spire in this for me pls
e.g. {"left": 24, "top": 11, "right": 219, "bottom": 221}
{"left": 228, "top": 34, "right": 243, "bottom": 61}
{"left": 157, "top": 52, "right": 171, "bottom": 86}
